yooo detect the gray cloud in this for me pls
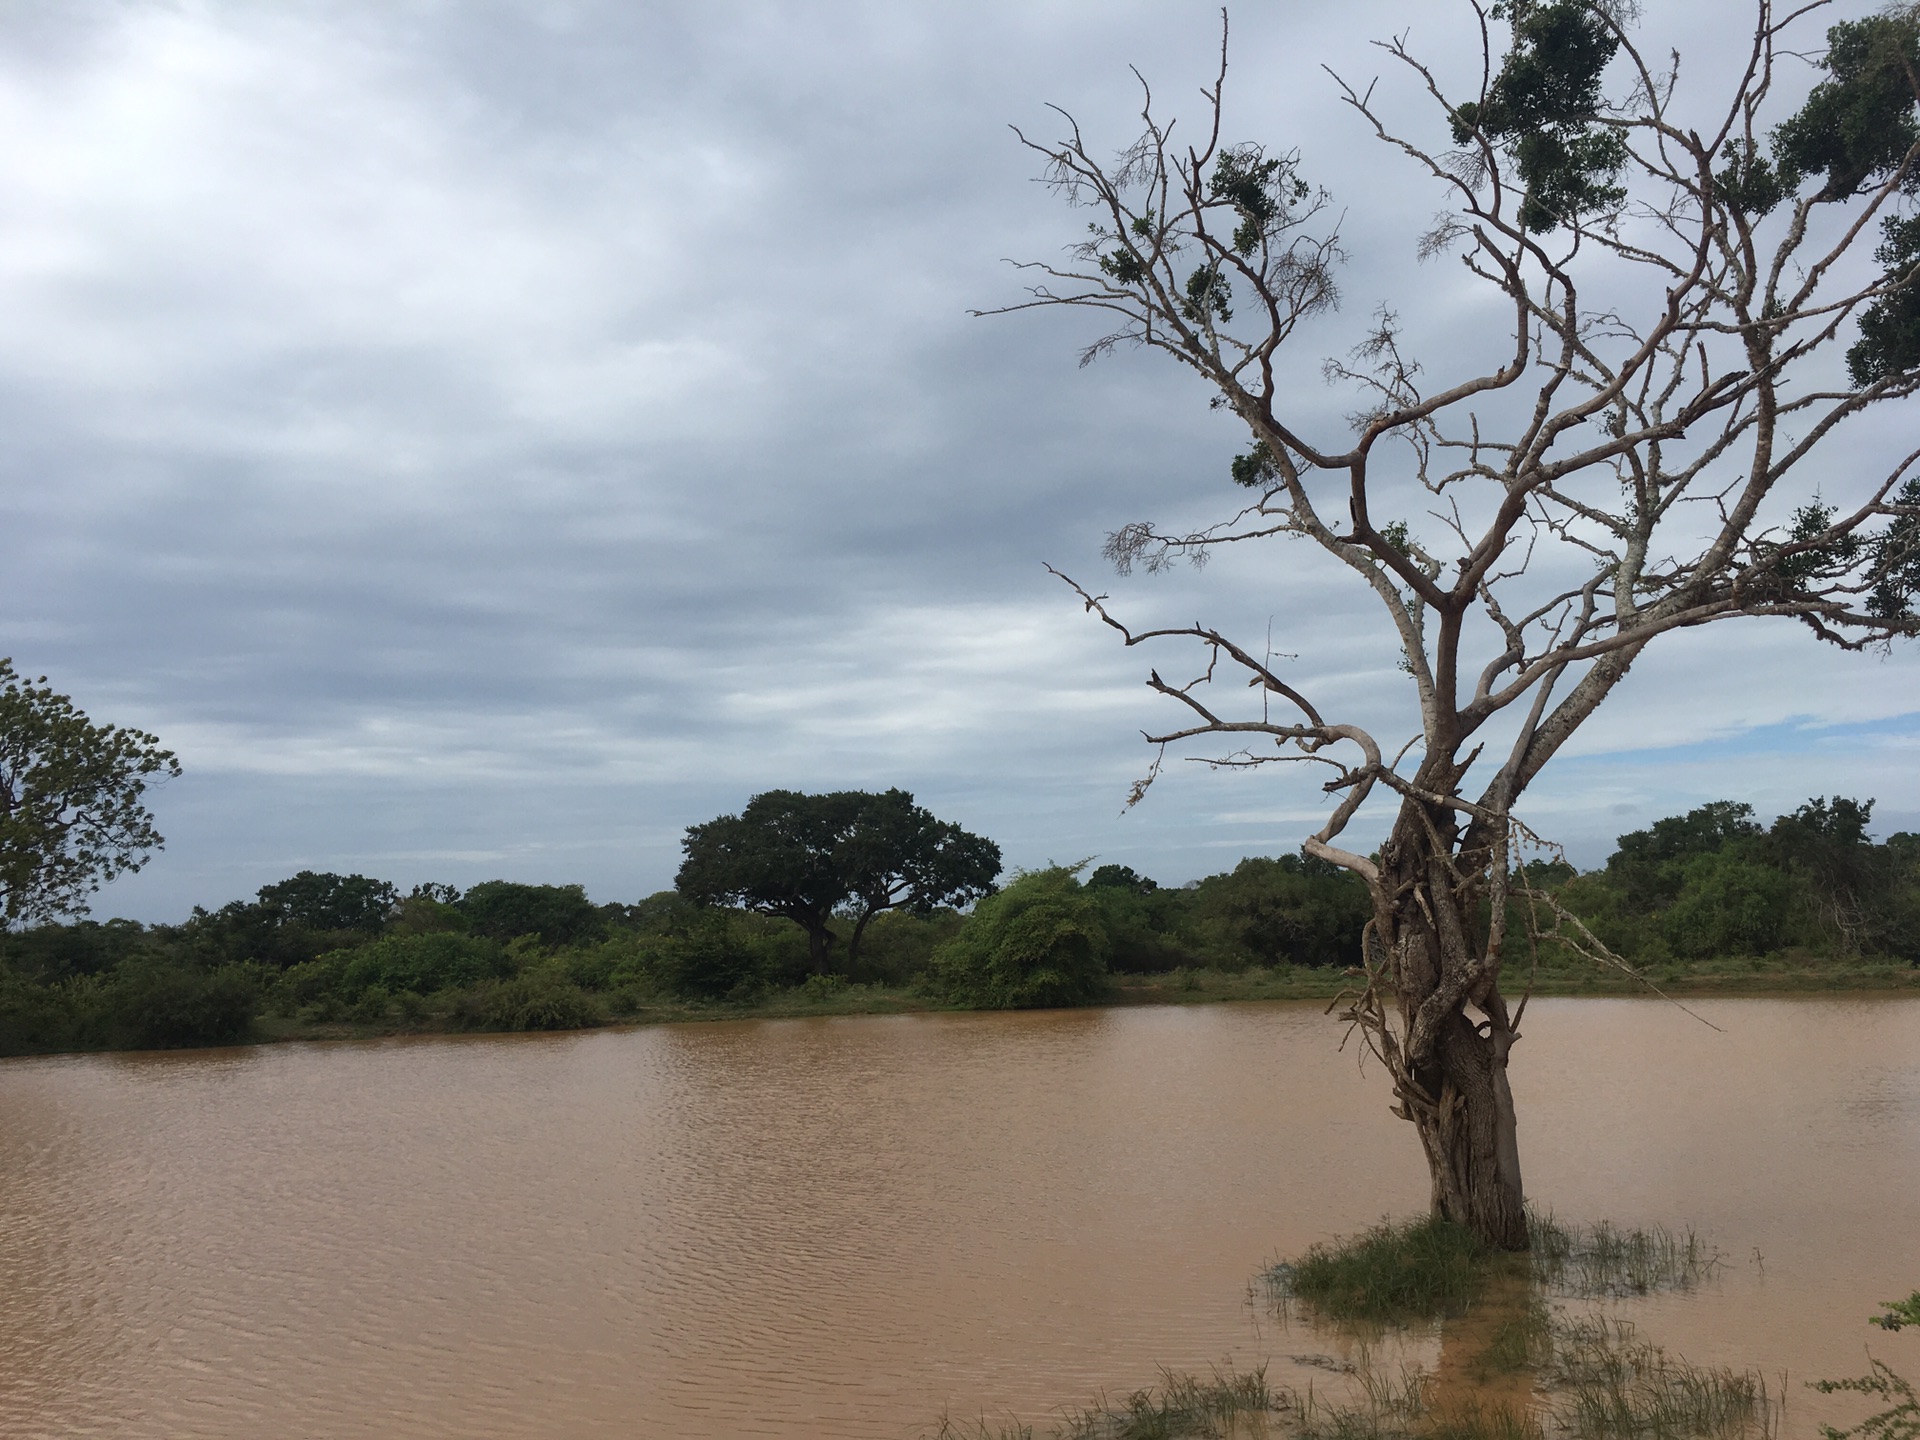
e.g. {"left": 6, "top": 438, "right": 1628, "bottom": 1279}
{"left": 2, "top": 0, "right": 1916, "bottom": 920}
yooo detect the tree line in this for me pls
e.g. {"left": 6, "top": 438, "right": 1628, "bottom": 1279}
{"left": 1531, "top": 796, "right": 1920, "bottom": 967}
{"left": 2, "top": 784, "right": 1912, "bottom": 1057}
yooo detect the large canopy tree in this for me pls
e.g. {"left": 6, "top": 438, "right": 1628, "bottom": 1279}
{"left": 676, "top": 788, "right": 1001, "bottom": 970}
{"left": 995, "top": 1, "right": 1920, "bottom": 1248}
{"left": 0, "top": 659, "right": 181, "bottom": 926}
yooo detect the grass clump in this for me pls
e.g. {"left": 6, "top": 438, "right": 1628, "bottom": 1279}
{"left": 1549, "top": 1315, "right": 1776, "bottom": 1440}
{"left": 1528, "top": 1213, "right": 1721, "bottom": 1299}
{"left": 1290, "top": 1362, "right": 1540, "bottom": 1440}
{"left": 1266, "top": 1210, "right": 1721, "bottom": 1334}
{"left": 1276, "top": 1318, "right": 1776, "bottom": 1440}
{"left": 927, "top": 1366, "right": 1280, "bottom": 1440}
{"left": 1267, "top": 1216, "right": 1495, "bottom": 1326}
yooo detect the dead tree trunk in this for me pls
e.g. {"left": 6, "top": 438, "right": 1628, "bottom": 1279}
{"left": 1358, "top": 795, "right": 1528, "bottom": 1250}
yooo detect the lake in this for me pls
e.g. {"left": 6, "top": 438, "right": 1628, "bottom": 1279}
{"left": 0, "top": 996, "right": 1915, "bottom": 1437}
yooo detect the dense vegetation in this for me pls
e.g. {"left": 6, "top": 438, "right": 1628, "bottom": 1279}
{"left": 1529, "top": 796, "right": 1920, "bottom": 969}
{"left": 0, "top": 792, "right": 1914, "bottom": 1057}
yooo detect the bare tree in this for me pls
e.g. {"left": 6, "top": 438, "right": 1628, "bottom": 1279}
{"left": 987, "top": 0, "right": 1920, "bottom": 1248}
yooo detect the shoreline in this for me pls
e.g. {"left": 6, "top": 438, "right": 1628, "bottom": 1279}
{"left": 5, "top": 961, "right": 1913, "bottom": 1062}
{"left": 246, "top": 961, "right": 1917, "bottom": 1047}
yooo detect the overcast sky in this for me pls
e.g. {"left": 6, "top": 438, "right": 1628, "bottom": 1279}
{"left": 5, "top": 0, "right": 1919, "bottom": 922}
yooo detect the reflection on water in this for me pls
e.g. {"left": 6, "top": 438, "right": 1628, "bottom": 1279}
{"left": 0, "top": 998, "right": 1913, "bottom": 1438}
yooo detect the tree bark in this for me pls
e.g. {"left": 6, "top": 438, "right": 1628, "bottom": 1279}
{"left": 800, "top": 916, "right": 835, "bottom": 975}
{"left": 1370, "top": 797, "right": 1530, "bottom": 1251}
{"left": 1412, "top": 1011, "right": 1528, "bottom": 1249}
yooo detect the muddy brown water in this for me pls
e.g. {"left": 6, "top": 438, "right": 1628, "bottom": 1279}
{"left": 0, "top": 996, "right": 1914, "bottom": 1438}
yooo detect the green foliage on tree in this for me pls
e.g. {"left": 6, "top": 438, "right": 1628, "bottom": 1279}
{"left": 1529, "top": 794, "right": 1920, "bottom": 967}
{"left": 838, "top": 787, "right": 1001, "bottom": 962}
{"left": 257, "top": 871, "right": 398, "bottom": 933}
{"left": 1660, "top": 851, "right": 1794, "bottom": 960}
{"left": 1186, "top": 853, "right": 1373, "bottom": 969}
{"left": 676, "top": 789, "right": 1000, "bottom": 972}
{"left": 1449, "top": 0, "right": 1628, "bottom": 232}
{"left": 0, "top": 659, "right": 180, "bottom": 927}
{"left": 930, "top": 866, "right": 1110, "bottom": 1009}
{"left": 1774, "top": 11, "right": 1920, "bottom": 202}
{"left": 1874, "top": 1291, "right": 1920, "bottom": 1331}
{"left": 459, "top": 881, "right": 603, "bottom": 946}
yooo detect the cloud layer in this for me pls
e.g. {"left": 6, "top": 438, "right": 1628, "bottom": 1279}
{"left": 4, "top": 0, "right": 1917, "bottom": 919}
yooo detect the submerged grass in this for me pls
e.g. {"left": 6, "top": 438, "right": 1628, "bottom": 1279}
{"left": 1246, "top": 1210, "right": 1767, "bottom": 1440}
{"left": 1548, "top": 1315, "right": 1777, "bottom": 1440}
{"left": 935, "top": 1210, "right": 1828, "bottom": 1440}
{"left": 927, "top": 1365, "right": 1282, "bottom": 1440}
{"left": 1264, "top": 1210, "right": 1722, "bottom": 1333}
{"left": 1279, "top": 1313, "right": 1778, "bottom": 1440}
{"left": 1528, "top": 1213, "right": 1721, "bottom": 1300}
{"left": 1268, "top": 1216, "right": 1497, "bottom": 1326}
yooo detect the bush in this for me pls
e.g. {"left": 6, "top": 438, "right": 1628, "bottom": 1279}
{"left": 929, "top": 866, "right": 1109, "bottom": 1008}
{"left": 648, "top": 925, "right": 766, "bottom": 1000}
{"left": 0, "top": 967, "right": 85, "bottom": 1054}
{"left": 844, "top": 907, "right": 963, "bottom": 984}
{"left": 101, "top": 962, "right": 259, "bottom": 1050}
{"left": 334, "top": 933, "right": 509, "bottom": 997}
{"left": 1087, "top": 884, "right": 1200, "bottom": 973}
{"left": 1662, "top": 851, "right": 1795, "bottom": 959}
{"left": 1187, "top": 854, "right": 1370, "bottom": 969}
{"left": 453, "top": 970, "right": 601, "bottom": 1032}
{"left": 460, "top": 881, "right": 603, "bottom": 946}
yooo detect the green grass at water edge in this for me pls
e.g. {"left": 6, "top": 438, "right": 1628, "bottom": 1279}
{"left": 925, "top": 1315, "right": 1781, "bottom": 1440}
{"left": 926, "top": 1365, "right": 1280, "bottom": 1440}
{"left": 1264, "top": 1211, "right": 1722, "bottom": 1331}
{"left": 1528, "top": 1213, "right": 1720, "bottom": 1300}
{"left": 1546, "top": 1315, "right": 1777, "bottom": 1440}
{"left": 1267, "top": 1216, "right": 1495, "bottom": 1326}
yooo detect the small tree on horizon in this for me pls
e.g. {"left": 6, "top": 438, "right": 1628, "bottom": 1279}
{"left": 993, "top": 1, "right": 1920, "bottom": 1248}
{"left": 676, "top": 788, "right": 1002, "bottom": 971}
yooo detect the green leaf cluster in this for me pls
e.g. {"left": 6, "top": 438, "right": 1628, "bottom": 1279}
{"left": 1450, "top": 0, "right": 1627, "bottom": 233}
{"left": 0, "top": 658, "right": 180, "bottom": 927}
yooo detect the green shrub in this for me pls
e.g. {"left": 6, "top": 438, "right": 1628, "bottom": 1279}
{"left": 335, "top": 932, "right": 509, "bottom": 997}
{"left": 649, "top": 926, "right": 765, "bottom": 1000}
{"left": 845, "top": 907, "right": 962, "bottom": 984}
{"left": 1662, "top": 851, "right": 1795, "bottom": 958}
{"left": 460, "top": 881, "right": 603, "bottom": 946}
{"left": 453, "top": 969, "right": 601, "bottom": 1031}
{"left": 1186, "top": 854, "right": 1371, "bottom": 969}
{"left": 275, "top": 954, "right": 349, "bottom": 1011}
{"left": 349, "top": 986, "right": 393, "bottom": 1024}
{"left": 930, "top": 866, "right": 1109, "bottom": 1008}
{"left": 1087, "top": 884, "right": 1200, "bottom": 973}
{"left": 0, "top": 967, "right": 85, "bottom": 1055}
{"left": 101, "top": 961, "right": 259, "bottom": 1050}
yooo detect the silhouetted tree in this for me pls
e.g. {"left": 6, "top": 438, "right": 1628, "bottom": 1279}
{"left": 838, "top": 788, "right": 1001, "bottom": 964}
{"left": 676, "top": 789, "right": 1000, "bottom": 972}
{"left": 257, "top": 871, "right": 399, "bottom": 934}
